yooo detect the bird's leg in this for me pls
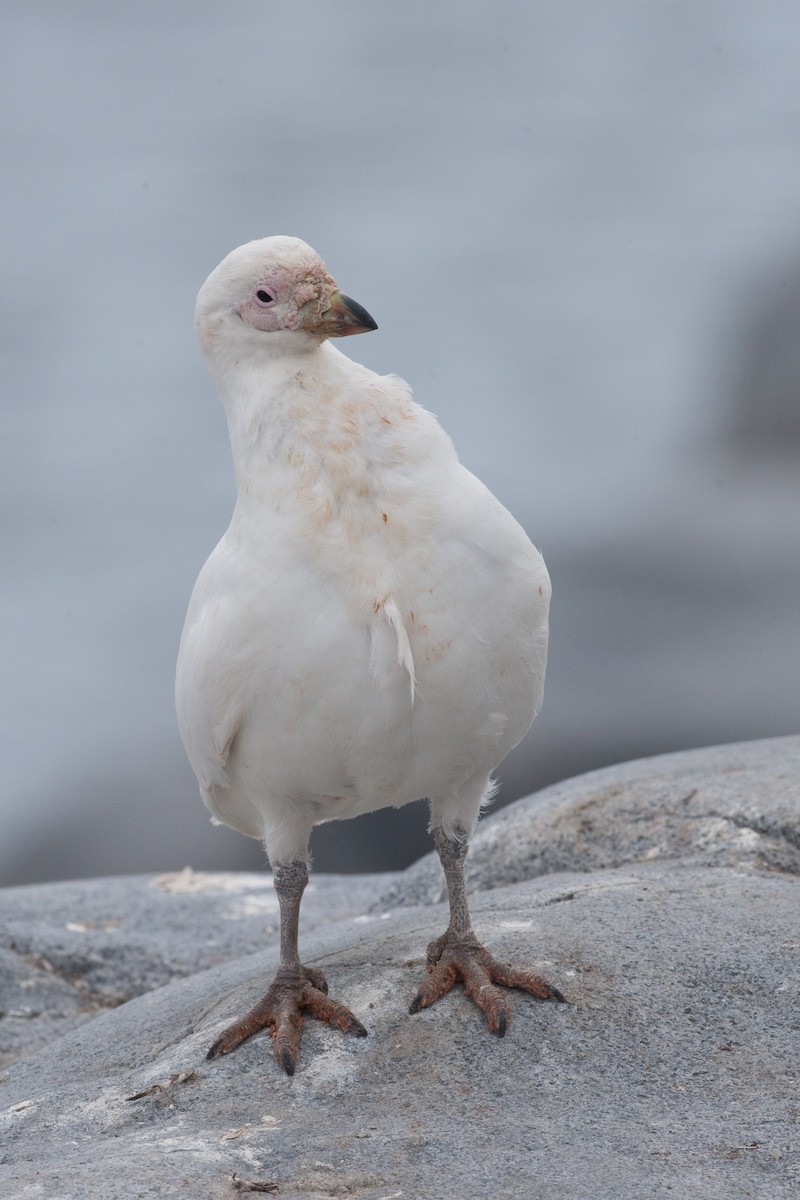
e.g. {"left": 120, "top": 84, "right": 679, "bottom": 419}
{"left": 410, "top": 826, "right": 566, "bottom": 1035}
{"left": 427, "top": 825, "right": 475, "bottom": 952}
{"left": 276, "top": 860, "right": 308, "bottom": 971}
{"left": 207, "top": 861, "right": 367, "bottom": 1074}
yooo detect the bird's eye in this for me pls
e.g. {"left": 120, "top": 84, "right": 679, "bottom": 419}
{"left": 255, "top": 289, "right": 275, "bottom": 305}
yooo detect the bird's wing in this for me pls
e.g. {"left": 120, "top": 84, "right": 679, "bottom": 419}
{"left": 176, "top": 625, "right": 242, "bottom": 797}
{"left": 175, "top": 547, "right": 248, "bottom": 798}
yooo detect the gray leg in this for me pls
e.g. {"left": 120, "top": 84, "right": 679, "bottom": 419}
{"left": 426, "top": 826, "right": 476, "bottom": 957}
{"left": 275, "top": 860, "right": 309, "bottom": 970}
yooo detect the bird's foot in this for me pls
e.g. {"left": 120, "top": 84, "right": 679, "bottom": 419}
{"left": 409, "top": 932, "right": 566, "bottom": 1035}
{"left": 206, "top": 964, "right": 367, "bottom": 1075}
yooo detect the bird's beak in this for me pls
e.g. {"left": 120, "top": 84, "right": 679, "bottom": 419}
{"left": 303, "top": 290, "right": 378, "bottom": 338}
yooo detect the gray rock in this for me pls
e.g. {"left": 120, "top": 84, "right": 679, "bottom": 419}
{"left": 0, "top": 870, "right": 398, "bottom": 1068}
{"left": 379, "top": 734, "right": 800, "bottom": 909}
{"left": 1, "top": 738, "right": 798, "bottom": 1199}
{"left": 1, "top": 863, "right": 797, "bottom": 1199}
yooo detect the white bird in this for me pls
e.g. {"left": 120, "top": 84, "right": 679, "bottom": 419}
{"left": 176, "top": 235, "right": 564, "bottom": 1074}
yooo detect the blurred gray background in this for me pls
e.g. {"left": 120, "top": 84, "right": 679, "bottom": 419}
{"left": 2, "top": 1, "right": 798, "bottom": 887}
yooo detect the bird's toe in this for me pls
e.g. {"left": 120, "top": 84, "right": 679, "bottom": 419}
{"left": 205, "top": 967, "right": 366, "bottom": 1074}
{"left": 409, "top": 935, "right": 566, "bottom": 1032}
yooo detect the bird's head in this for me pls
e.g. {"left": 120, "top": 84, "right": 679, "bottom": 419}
{"left": 195, "top": 236, "right": 377, "bottom": 360}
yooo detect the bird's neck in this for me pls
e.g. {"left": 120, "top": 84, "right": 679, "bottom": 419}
{"left": 212, "top": 342, "right": 447, "bottom": 609}
{"left": 214, "top": 342, "right": 391, "bottom": 516}
{"left": 216, "top": 350, "right": 316, "bottom": 482}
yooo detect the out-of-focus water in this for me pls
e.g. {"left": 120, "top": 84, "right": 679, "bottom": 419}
{"left": 2, "top": 1, "right": 799, "bottom": 884}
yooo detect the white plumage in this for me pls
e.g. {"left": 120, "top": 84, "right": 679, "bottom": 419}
{"left": 176, "top": 236, "right": 561, "bottom": 1074}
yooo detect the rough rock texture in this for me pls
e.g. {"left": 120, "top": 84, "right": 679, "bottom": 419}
{"left": 378, "top": 735, "right": 800, "bottom": 909}
{"left": 1, "top": 738, "right": 798, "bottom": 1199}
{"left": 0, "top": 870, "right": 395, "bottom": 1069}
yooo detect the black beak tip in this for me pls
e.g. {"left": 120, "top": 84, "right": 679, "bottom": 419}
{"left": 341, "top": 294, "right": 378, "bottom": 332}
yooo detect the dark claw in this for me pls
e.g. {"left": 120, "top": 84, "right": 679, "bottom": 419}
{"left": 301, "top": 964, "right": 328, "bottom": 994}
{"left": 206, "top": 1038, "right": 224, "bottom": 1060}
{"left": 547, "top": 984, "right": 568, "bottom": 1004}
{"left": 409, "top": 994, "right": 424, "bottom": 1015}
{"left": 353, "top": 1021, "right": 369, "bottom": 1037}
{"left": 280, "top": 1048, "right": 295, "bottom": 1076}
{"left": 496, "top": 1010, "right": 507, "bottom": 1037}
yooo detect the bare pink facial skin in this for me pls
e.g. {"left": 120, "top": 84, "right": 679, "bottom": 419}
{"left": 237, "top": 259, "right": 339, "bottom": 334}
{"left": 195, "top": 236, "right": 378, "bottom": 358}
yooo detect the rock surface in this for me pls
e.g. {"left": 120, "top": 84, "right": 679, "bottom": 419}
{"left": 1, "top": 737, "right": 798, "bottom": 1199}
{"left": 378, "top": 735, "right": 800, "bottom": 909}
{"left": 0, "top": 870, "right": 396, "bottom": 1070}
